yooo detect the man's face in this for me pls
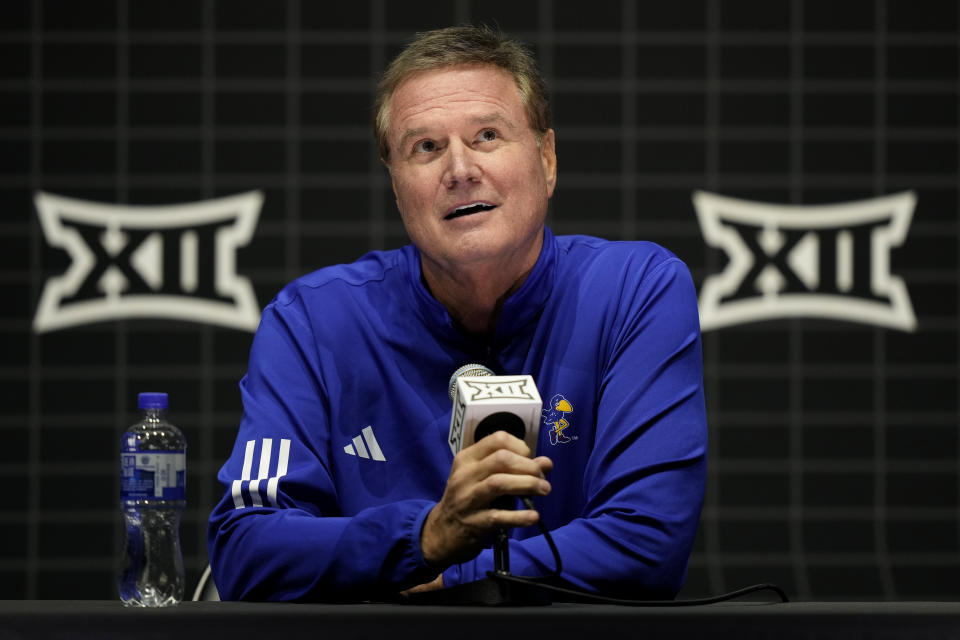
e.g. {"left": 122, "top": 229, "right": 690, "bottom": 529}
{"left": 385, "top": 64, "right": 557, "bottom": 277}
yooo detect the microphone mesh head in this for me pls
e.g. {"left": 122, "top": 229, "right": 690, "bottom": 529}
{"left": 448, "top": 363, "right": 494, "bottom": 401}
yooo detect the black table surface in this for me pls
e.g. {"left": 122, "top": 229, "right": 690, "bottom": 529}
{"left": 2, "top": 600, "right": 960, "bottom": 640}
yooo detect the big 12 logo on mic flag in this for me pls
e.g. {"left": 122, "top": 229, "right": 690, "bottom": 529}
{"left": 33, "top": 191, "right": 263, "bottom": 333}
{"left": 693, "top": 190, "right": 917, "bottom": 332}
{"left": 448, "top": 375, "right": 542, "bottom": 457}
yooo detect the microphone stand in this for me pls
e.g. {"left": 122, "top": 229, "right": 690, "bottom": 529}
{"left": 480, "top": 497, "right": 548, "bottom": 604}
{"left": 403, "top": 497, "right": 549, "bottom": 606}
{"left": 492, "top": 528, "right": 510, "bottom": 576}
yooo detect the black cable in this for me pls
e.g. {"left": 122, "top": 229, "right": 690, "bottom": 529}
{"left": 502, "top": 497, "right": 789, "bottom": 606}
{"left": 521, "top": 497, "right": 562, "bottom": 579}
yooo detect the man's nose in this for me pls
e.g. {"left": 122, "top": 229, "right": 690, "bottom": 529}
{"left": 442, "top": 141, "right": 481, "bottom": 188}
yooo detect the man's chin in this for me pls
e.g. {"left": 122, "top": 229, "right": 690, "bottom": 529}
{"left": 448, "top": 233, "right": 539, "bottom": 269}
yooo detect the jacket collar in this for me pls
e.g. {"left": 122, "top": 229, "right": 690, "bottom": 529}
{"left": 405, "top": 227, "right": 558, "bottom": 352}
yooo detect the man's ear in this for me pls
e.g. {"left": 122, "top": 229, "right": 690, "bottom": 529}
{"left": 386, "top": 164, "right": 403, "bottom": 215}
{"left": 540, "top": 129, "right": 557, "bottom": 197}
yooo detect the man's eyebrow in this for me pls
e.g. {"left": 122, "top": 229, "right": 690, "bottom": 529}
{"left": 396, "top": 114, "right": 517, "bottom": 151}
{"left": 398, "top": 127, "right": 428, "bottom": 150}
{"left": 471, "top": 113, "right": 515, "bottom": 129}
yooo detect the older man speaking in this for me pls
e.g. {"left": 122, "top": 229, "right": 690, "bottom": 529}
{"left": 208, "top": 25, "right": 707, "bottom": 602}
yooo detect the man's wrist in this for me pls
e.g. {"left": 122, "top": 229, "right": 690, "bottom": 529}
{"left": 419, "top": 504, "right": 448, "bottom": 568}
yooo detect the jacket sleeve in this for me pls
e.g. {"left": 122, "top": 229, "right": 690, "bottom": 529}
{"left": 207, "top": 293, "right": 438, "bottom": 601}
{"left": 442, "top": 257, "right": 708, "bottom": 599}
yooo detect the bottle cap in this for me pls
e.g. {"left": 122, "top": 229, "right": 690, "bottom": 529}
{"left": 138, "top": 392, "right": 169, "bottom": 410}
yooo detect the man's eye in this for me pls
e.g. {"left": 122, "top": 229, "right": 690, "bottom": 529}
{"left": 478, "top": 129, "right": 498, "bottom": 142}
{"left": 413, "top": 140, "right": 437, "bottom": 153}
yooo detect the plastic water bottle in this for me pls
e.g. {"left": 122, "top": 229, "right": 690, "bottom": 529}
{"left": 118, "top": 392, "right": 186, "bottom": 607}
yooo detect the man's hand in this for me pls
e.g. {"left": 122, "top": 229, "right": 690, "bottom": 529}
{"left": 401, "top": 574, "right": 444, "bottom": 595}
{"left": 420, "top": 430, "right": 553, "bottom": 568}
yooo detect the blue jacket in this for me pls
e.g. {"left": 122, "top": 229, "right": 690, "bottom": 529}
{"left": 208, "top": 228, "right": 707, "bottom": 601}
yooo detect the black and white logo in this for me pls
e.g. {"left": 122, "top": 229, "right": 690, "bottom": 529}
{"left": 464, "top": 378, "right": 535, "bottom": 401}
{"left": 33, "top": 190, "right": 263, "bottom": 332}
{"left": 343, "top": 426, "right": 387, "bottom": 462}
{"left": 694, "top": 190, "right": 916, "bottom": 332}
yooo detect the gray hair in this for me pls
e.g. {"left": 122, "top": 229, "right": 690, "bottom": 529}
{"left": 374, "top": 25, "right": 552, "bottom": 162}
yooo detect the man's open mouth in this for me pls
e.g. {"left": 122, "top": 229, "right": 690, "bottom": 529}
{"left": 444, "top": 203, "right": 497, "bottom": 220}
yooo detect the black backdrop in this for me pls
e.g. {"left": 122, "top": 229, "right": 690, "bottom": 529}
{"left": 3, "top": 0, "right": 959, "bottom": 601}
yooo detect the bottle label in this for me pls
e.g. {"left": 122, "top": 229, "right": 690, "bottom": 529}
{"left": 121, "top": 450, "right": 186, "bottom": 500}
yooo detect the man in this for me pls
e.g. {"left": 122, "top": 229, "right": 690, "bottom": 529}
{"left": 208, "top": 25, "right": 707, "bottom": 602}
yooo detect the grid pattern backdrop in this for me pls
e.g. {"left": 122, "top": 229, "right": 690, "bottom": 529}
{"left": 2, "top": 0, "right": 958, "bottom": 601}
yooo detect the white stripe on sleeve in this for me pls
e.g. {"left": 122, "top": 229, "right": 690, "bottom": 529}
{"left": 232, "top": 439, "right": 257, "bottom": 509}
{"left": 266, "top": 439, "right": 290, "bottom": 506}
{"left": 249, "top": 438, "right": 272, "bottom": 507}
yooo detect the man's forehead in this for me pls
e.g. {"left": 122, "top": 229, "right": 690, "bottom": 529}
{"left": 388, "top": 65, "right": 523, "bottom": 130}
{"left": 395, "top": 62, "right": 516, "bottom": 93}
{"left": 403, "top": 112, "right": 514, "bottom": 134}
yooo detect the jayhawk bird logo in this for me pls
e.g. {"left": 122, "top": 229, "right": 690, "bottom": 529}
{"left": 542, "top": 394, "right": 574, "bottom": 445}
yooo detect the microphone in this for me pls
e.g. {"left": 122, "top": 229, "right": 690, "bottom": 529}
{"left": 447, "top": 364, "right": 542, "bottom": 457}
{"left": 447, "top": 364, "right": 544, "bottom": 576}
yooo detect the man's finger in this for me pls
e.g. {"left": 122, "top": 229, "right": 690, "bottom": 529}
{"left": 475, "top": 447, "right": 549, "bottom": 478}
{"left": 533, "top": 455, "right": 553, "bottom": 472}
{"left": 457, "top": 430, "right": 531, "bottom": 461}
{"left": 470, "top": 505, "right": 542, "bottom": 530}
{"left": 468, "top": 472, "right": 551, "bottom": 508}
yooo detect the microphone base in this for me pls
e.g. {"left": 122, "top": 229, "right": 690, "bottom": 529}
{"left": 401, "top": 576, "right": 551, "bottom": 607}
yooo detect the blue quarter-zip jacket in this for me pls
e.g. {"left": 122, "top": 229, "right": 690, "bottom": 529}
{"left": 208, "top": 228, "right": 707, "bottom": 601}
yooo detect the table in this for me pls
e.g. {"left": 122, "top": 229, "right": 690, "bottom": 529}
{"left": 2, "top": 600, "right": 960, "bottom": 640}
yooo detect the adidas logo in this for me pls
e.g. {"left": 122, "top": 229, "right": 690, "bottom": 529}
{"left": 343, "top": 426, "right": 386, "bottom": 462}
